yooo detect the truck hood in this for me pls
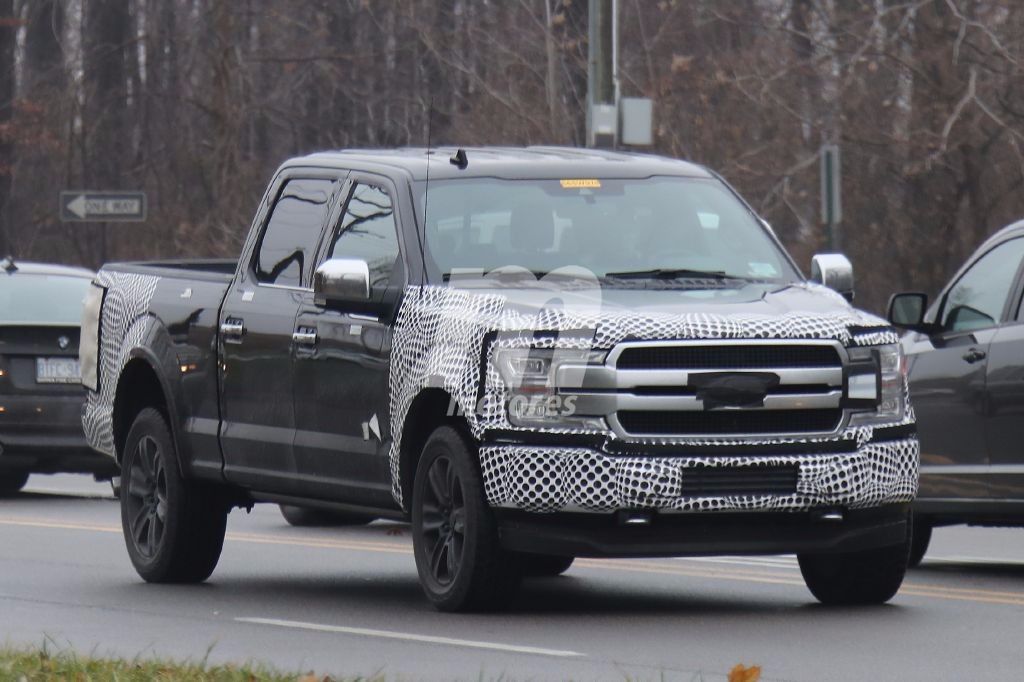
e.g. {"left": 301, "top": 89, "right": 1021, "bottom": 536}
{"left": 437, "top": 280, "right": 895, "bottom": 348}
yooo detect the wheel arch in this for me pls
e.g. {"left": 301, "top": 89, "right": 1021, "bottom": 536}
{"left": 397, "top": 387, "right": 471, "bottom": 514}
{"left": 112, "top": 350, "right": 185, "bottom": 475}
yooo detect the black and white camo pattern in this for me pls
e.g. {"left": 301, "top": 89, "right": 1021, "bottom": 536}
{"left": 388, "top": 282, "right": 914, "bottom": 509}
{"left": 478, "top": 439, "right": 919, "bottom": 513}
{"left": 82, "top": 271, "right": 160, "bottom": 458}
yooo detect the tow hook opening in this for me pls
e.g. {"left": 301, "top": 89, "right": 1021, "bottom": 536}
{"left": 812, "top": 508, "right": 845, "bottom": 523}
{"left": 617, "top": 510, "right": 655, "bottom": 527}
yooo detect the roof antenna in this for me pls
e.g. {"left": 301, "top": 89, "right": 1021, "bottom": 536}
{"left": 450, "top": 148, "right": 468, "bottom": 169}
{"left": 415, "top": 99, "right": 433, "bottom": 290}
{"left": 1, "top": 255, "right": 16, "bottom": 274}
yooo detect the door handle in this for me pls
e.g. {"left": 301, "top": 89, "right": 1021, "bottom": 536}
{"left": 292, "top": 329, "right": 318, "bottom": 346}
{"left": 962, "top": 348, "right": 987, "bottom": 364}
{"left": 220, "top": 318, "right": 246, "bottom": 343}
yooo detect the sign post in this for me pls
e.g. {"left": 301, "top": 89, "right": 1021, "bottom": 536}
{"left": 820, "top": 145, "right": 842, "bottom": 251}
{"left": 60, "top": 191, "right": 146, "bottom": 223}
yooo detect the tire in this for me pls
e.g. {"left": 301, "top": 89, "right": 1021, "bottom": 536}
{"left": 121, "top": 408, "right": 228, "bottom": 583}
{"left": 0, "top": 471, "right": 29, "bottom": 496}
{"left": 519, "top": 553, "right": 575, "bottom": 577}
{"left": 798, "top": 514, "right": 912, "bottom": 605}
{"left": 411, "top": 425, "right": 522, "bottom": 612}
{"left": 908, "top": 518, "right": 932, "bottom": 568}
{"left": 279, "top": 504, "right": 374, "bottom": 527}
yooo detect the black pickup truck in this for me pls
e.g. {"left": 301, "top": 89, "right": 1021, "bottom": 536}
{"left": 82, "top": 147, "right": 919, "bottom": 611}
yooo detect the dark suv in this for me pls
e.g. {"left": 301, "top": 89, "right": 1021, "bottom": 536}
{"left": 0, "top": 259, "right": 117, "bottom": 494}
{"left": 889, "top": 220, "right": 1024, "bottom": 565}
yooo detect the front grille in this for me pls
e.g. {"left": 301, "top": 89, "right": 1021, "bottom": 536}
{"left": 617, "top": 409, "right": 842, "bottom": 436}
{"left": 681, "top": 465, "right": 799, "bottom": 496}
{"left": 616, "top": 344, "right": 841, "bottom": 370}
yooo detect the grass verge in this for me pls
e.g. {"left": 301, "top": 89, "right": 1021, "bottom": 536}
{"left": 0, "top": 644, "right": 364, "bottom": 681}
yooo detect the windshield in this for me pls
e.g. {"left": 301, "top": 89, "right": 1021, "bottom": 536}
{"left": 0, "top": 274, "right": 92, "bottom": 325}
{"left": 416, "top": 176, "right": 798, "bottom": 286}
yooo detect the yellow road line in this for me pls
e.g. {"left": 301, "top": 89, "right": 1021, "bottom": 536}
{"left": 3, "top": 515, "right": 1024, "bottom": 607}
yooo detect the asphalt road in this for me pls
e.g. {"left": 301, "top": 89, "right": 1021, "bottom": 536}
{"left": 1, "top": 475, "right": 1023, "bottom": 681}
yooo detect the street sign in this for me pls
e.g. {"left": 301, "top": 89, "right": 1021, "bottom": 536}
{"left": 620, "top": 97, "right": 653, "bottom": 146}
{"left": 60, "top": 191, "right": 146, "bottom": 222}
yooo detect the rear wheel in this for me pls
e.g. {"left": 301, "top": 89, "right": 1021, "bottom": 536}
{"left": 908, "top": 518, "right": 932, "bottom": 568}
{"left": 519, "top": 553, "right": 575, "bottom": 577}
{"left": 121, "top": 408, "right": 228, "bottom": 583}
{"left": 0, "top": 471, "right": 29, "bottom": 496}
{"left": 412, "top": 426, "right": 522, "bottom": 612}
{"left": 798, "top": 514, "right": 912, "bottom": 605}
{"left": 279, "top": 504, "right": 374, "bottom": 527}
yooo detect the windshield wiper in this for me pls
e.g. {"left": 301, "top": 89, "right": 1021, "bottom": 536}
{"left": 603, "top": 268, "right": 747, "bottom": 280}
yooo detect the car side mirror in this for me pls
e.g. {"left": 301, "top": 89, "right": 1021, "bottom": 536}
{"left": 887, "top": 292, "right": 939, "bottom": 334}
{"left": 810, "top": 253, "right": 854, "bottom": 302}
{"left": 313, "top": 258, "right": 370, "bottom": 305}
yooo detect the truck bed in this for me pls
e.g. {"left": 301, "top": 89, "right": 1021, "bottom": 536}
{"left": 101, "top": 258, "right": 237, "bottom": 283}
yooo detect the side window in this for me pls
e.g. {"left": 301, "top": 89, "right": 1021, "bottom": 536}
{"left": 256, "top": 178, "right": 335, "bottom": 287}
{"left": 327, "top": 183, "right": 400, "bottom": 289}
{"left": 942, "top": 237, "right": 1024, "bottom": 332}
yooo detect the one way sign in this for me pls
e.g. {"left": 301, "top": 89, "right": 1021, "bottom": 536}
{"left": 60, "top": 191, "right": 147, "bottom": 222}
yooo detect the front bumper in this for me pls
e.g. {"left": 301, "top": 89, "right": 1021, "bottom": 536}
{"left": 497, "top": 503, "right": 911, "bottom": 557}
{"left": 479, "top": 430, "right": 919, "bottom": 514}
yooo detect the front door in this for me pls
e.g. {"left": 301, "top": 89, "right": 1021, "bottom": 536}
{"left": 220, "top": 174, "right": 341, "bottom": 491}
{"left": 292, "top": 177, "right": 406, "bottom": 506}
{"left": 909, "top": 235, "right": 1024, "bottom": 502}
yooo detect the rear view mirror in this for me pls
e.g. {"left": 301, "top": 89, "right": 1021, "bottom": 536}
{"left": 810, "top": 253, "right": 854, "bottom": 302}
{"left": 887, "top": 292, "right": 928, "bottom": 329}
{"left": 313, "top": 258, "right": 370, "bottom": 305}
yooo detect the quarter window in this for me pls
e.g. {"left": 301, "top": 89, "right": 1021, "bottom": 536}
{"left": 256, "top": 178, "right": 335, "bottom": 287}
{"left": 942, "top": 237, "right": 1024, "bottom": 332}
{"left": 327, "top": 183, "right": 401, "bottom": 289}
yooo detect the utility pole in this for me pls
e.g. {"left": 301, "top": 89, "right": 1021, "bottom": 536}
{"left": 587, "top": 0, "right": 617, "bottom": 147}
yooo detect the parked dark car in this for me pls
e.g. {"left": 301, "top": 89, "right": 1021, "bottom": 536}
{"left": 0, "top": 258, "right": 116, "bottom": 494}
{"left": 889, "top": 220, "right": 1024, "bottom": 565}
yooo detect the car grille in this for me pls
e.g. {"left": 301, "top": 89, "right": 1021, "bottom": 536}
{"left": 616, "top": 344, "right": 841, "bottom": 370}
{"left": 617, "top": 409, "right": 843, "bottom": 436}
{"left": 680, "top": 464, "right": 800, "bottom": 496}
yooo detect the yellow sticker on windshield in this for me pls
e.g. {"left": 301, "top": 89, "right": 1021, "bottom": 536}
{"left": 560, "top": 179, "right": 601, "bottom": 189}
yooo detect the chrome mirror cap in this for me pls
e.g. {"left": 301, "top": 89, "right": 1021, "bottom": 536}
{"left": 810, "top": 253, "right": 854, "bottom": 302}
{"left": 313, "top": 258, "right": 371, "bottom": 304}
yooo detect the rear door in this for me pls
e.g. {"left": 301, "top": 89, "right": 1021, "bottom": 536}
{"left": 982, "top": 239, "right": 1024, "bottom": 500}
{"left": 908, "top": 236, "right": 1024, "bottom": 501}
{"left": 219, "top": 172, "right": 342, "bottom": 491}
{"left": 291, "top": 175, "right": 406, "bottom": 506}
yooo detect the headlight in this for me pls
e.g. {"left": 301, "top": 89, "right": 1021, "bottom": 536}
{"left": 847, "top": 343, "right": 905, "bottom": 426}
{"left": 492, "top": 346, "right": 608, "bottom": 430}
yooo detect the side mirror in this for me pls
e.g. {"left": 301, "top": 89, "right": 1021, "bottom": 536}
{"left": 810, "top": 253, "right": 854, "bottom": 302}
{"left": 313, "top": 258, "right": 370, "bottom": 305}
{"left": 887, "top": 292, "right": 927, "bottom": 328}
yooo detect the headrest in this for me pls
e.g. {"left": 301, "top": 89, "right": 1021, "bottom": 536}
{"left": 510, "top": 203, "right": 555, "bottom": 251}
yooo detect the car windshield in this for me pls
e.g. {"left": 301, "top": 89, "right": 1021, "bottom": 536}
{"left": 416, "top": 176, "right": 798, "bottom": 286}
{"left": 0, "top": 274, "right": 92, "bottom": 325}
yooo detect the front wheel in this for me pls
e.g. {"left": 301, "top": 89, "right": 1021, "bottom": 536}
{"left": 121, "top": 408, "right": 228, "bottom": 583}
{"left": 907, "top": 518, "right": 932, "bottom": 568}
{"left": 411, "top": 426, "right": 522, "bottom": 612}
{"left": 798, "top": 515, "right": 912, "bottom": 605}
{"left": 0, "top": 471, "right": 29, "bottom": 496}
{"left": 279, "top": 504, "right": 374, "bottom": 527}
{"left": 519, "top": 553, "right": 575, "bottom": 577}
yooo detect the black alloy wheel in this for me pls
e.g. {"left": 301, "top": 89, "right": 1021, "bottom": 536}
{"left": 125, "top": 434, "right": 168, "bottom": 559}
{"left": 419, "top": 454, "right": 467, "bottom": 588}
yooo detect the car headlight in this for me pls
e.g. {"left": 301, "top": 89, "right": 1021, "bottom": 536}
{"left": 492, "top": 346, "right": 608, "bottom": 430}
{"left": 847, "top": 343, "right": 906, "bottom": 426}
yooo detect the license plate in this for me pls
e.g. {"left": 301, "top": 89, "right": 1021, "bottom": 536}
{"left": 36, "top": 357, "right": 82, "bottom": 384}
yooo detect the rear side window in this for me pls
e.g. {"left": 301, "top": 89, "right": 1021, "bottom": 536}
{"left": 326, "top": 183, "right": 401, "bottom": 289}
{"left": 942, "top": 237, "right": 1024, "bottom": 332}
{"left": 0, "top": 274, "right": 91, "bottom": 325}
{"left": 256, "top": 178, "right": 335, "bottom": 287}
